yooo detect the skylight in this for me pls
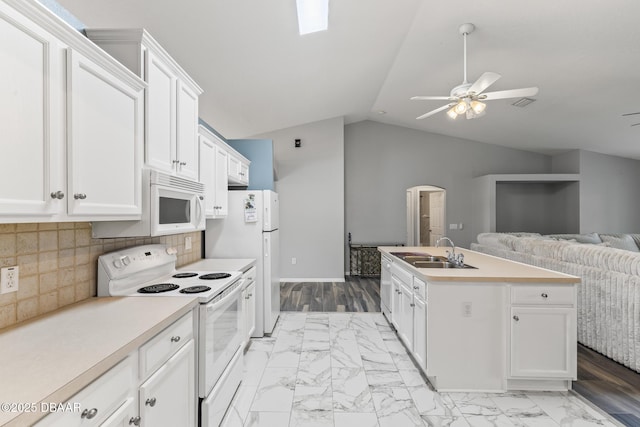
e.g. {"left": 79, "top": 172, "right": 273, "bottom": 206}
{"left": 296, "top": 0, "right": 329, "bottom": 35}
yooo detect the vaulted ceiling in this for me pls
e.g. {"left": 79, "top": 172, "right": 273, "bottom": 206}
{"left": 58, "top": 0, "right": 640, "bottom": 159}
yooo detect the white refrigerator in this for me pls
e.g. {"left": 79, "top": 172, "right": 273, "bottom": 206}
{"left": 205, "top": 190, "right": 280, "bottom": 336}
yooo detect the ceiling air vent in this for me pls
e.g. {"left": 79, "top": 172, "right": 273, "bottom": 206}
{"left": 511, "top": 97, "right": 536, "bottom": 108}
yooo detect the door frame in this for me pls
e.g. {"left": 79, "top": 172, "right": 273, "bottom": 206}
{"left": 406, "top": 185, "right": 446, "bottom": 246}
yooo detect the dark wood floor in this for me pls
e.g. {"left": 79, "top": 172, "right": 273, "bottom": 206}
{"left": 280, "top": 276, "right": 380, "bottom": 312}
{"left": 574, "top": 344, "right": 640, "bottom": 426}
{"left": 281, "top": 276, "right": 640, "bottom": 424}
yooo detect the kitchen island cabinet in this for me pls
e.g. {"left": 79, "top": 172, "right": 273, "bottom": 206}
{"left": 378, "top": 246, "right": 579, "bottom": 392}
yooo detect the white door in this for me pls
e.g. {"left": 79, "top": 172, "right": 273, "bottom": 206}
{"left": 0, "top": 6, "right": 62, "bottom": 218}
{"left": 176, "top": 81, "right": 199, "bottom": 180}
{"left": 145, "top": 49, "right": 176, "bottom": 174}
{"left": 139, "top": 340, "right": 196, "bottom": 427}
{"left": 263, "top": 230, "right": 280, "bottom": 334}
{"left": 66, "top": 48, "right": 143, "bottom": 218}
{"left": 429, "top": 192, "right": 445, "bottom": 245}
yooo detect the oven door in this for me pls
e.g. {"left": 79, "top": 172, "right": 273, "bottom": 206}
{"left": 150, "top": 184, "right": 205, "bottom": 236}
{"left": 199, "top": 280, "right": 243, "bottom": 397}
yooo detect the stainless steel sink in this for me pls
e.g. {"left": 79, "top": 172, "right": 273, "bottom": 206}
{"left": 390, "top": 251, "right": 476, "bottom": 269}
{"left": 411, "top": 260, "right": 477, "bottom": 269}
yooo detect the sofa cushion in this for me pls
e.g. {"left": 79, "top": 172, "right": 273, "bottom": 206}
{"left": 547, "top": 232, "right": 602, "bottom": 244}
{"left": 600, "top": 234, "right": 640, "bottom": 252}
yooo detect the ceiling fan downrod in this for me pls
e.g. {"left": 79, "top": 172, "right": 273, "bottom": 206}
{"left": 459, "top": 23, "right": 475, "bottom": 85}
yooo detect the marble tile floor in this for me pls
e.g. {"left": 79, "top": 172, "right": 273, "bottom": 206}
{"left": 221, "top": 312, "right": 622, "bottom": 427}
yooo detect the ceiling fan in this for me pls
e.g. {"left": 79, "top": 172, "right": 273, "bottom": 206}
{"left": 411, "top": 23, "right": 539, "bottom": 120}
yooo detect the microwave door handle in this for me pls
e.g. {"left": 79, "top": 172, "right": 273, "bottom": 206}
{"left": 195, "top": 196, "right": 203, "bottom": 223}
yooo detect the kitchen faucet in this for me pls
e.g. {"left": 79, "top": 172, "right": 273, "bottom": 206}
{"left": 436, "top": 237, "right": 465, "bottom": 267}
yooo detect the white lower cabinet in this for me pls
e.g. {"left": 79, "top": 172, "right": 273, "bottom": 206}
{"left": 390, "top": 276, "right": 401, "bottom": 331}
{"left": 35, "top": 311, "right": 196, "bottom": 427}
{"left": 243, "top": 280, "right": 256, "bottom": 343}
{"left": 412, "top": 294, "right": 427, "bottom": 371}
{"left": 510, "top": 306, "right": 576, "bottom": 379}
{"left": 398, "top": 282, "right": 414, "bottom": 350}
{"left": 139, "top": 340, "right": 196, "bottom": 427}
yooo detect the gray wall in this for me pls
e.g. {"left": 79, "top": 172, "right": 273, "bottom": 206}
{"left": 252, "top": 117, "right": 345, "bottom": 281}
{"left": 578, "top": 150, "right": 640, "bottom": 233}
{"left": 345, "top": 120, "right": 551, "bottom": 253}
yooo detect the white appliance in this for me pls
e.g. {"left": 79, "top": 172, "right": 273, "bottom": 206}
{"left": 205, "top": 190, "right": 279, "bottom": 336}
{"left": 97, "top": 245, "right": 243, "bottom": 427}
{"left": 92, "top": 169, "right": 206, "bottom": 237}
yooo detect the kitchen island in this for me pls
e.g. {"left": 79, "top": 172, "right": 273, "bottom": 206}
{"left": 378, "top": 246, "right": 580, "bottom": 392}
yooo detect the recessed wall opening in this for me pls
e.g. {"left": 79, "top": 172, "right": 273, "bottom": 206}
{"left": 406, "top": 185, "right": 446, "bottom": 246}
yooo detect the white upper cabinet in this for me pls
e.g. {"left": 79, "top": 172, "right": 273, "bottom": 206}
{"left": 199, "top": 125, "right": 228, "bottom": 218}
{"left": 228, "top": 151, "right": 250, "bottom": 186}
{"left": 0, "top": 0, "right": 145, "bottom": 223}
{"left": 85, "top": 29, "right": 203, "bottom": 180}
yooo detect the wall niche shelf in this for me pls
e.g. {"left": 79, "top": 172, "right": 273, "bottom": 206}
{"left": 472, "top": 174, "right": 581, "bottom": 236}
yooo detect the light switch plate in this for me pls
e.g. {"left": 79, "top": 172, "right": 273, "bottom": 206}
{"left": 0, "top": 266, "right": 19, "bottom": 294}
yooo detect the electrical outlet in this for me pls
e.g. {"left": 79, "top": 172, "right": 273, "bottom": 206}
{"left": 462, "top": 301, "right": 472, "bottom": 317}
{"left": 1, "top": 266, "right": 19, "bottom": 294}
{"left": 185, "top": 236, "right": 192, "bottom": 250}
{"left": 449, "top": 223, "right": 458, "bottom": 230}
{"left": 291, "top": 257, "right": 297, "bottom": 265}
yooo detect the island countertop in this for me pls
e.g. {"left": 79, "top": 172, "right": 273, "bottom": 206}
{"left": 378, "top": 246, "right": 579, "bottom": 283}
{"left": 0, "top": 296, "right": 198, "bottom": 427}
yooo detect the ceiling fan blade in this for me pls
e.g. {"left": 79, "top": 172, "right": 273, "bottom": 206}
{"left": 468, "top": 72, "right": 501, "bottom": 95}
{"left": 410, "top": 96, "right": 453, "bottom": 101}
{"left": 416, "top": 104, "right": 453, "bottom": 120}
{"left": 482, "top": 87, "right": 539, "bottom": 100}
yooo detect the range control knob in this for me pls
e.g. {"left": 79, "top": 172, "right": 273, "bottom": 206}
{"left": 122, "top": 256, "right": 131, "bottom": 266}
{"left": 113, "top": 258, "right": 123, "bottom": 269}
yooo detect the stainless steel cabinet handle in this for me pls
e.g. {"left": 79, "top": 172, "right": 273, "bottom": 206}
{"left": 513, "top": 315, "right": 519, "bottom": 322}
{"left": 129, "top": 416, "right": 141, "bottom": 426}
{"left": 541, "top": 293, "right": 548, "bottom": 298}
{"left": 410, "top": 303, "right": 415, "bottom": 307}
{"left": 145, "top": 397, "right": 157, "bottom": 407}
{"left": 172, "top": 160, "right": 180, "bottom": 164}
{"left": 81, "top": 408, "right": 98, "bottom": 419}
{"left": 50, "top": 191, "right": 64, "bottom": 199}
{"left": 170, "top": 336, "right": 181, "bottom": 343}
{"left": 199, "top": 196, "right": 204, "bottom": 200}
{"left": 74, "top": 193, "right": 87, "bottom": 200}
{"left": 413, "top": 286, "right": 419, "bottom": 290}
{"left": 180, "top": 162, "right": 187, "bottom": 166}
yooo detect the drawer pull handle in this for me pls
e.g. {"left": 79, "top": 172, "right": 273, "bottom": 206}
{"left": 171, "top": 336, "right": 181, "bottom": 343}
{"left": 74, "top": 193, "right": 87, "bottom": 200}
{"left": 513, "top": 315, "right": 520, "bottom": 322}
{"left": 145, "top": 397, "right": 157, "bottom": 407}
{"left": 81, "top": 408, "right": 98, "bottom": 419}
{"left": 541, "top": 293, "right": 548, "bottom": 298}
{"left": 129, "top": 416, "right": 141, "bottom": 426}
{"left": 413, "top": 286, "right": 419, "bottom": 290}
{"left": 410, "top": 303, "right": 415, "bottom": 307}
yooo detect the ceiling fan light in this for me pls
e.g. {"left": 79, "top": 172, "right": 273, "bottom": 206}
{"left": 453, "top": 100, "right": 468, "bottom": 115}
{"left": 470, "top": 100, "right": 486, "bottom": 114}
{"left": 447, "top": 108, "right": 458, "bottom": 119}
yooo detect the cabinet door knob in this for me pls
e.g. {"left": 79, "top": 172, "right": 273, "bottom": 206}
{"left": 129, "top": 416, "right": 141, "bottom": 426}
{"left": 541, "top": 293, "right": 548, "bottom": 298}
{"left": 50, "top": 191, "right": 65, "bottom": 199}
{"left": 81, "top": 408, "right": 98, "bottom": 419}
{"left": 513, "top": 315, "right": 519, "bottom": 322}
{"left": 410, "top": 303, "right": 415, "bottom": 307}
{"left": 173, "top": 160, "right": 180, "bottom": 164}
{"left": 413, "top": 286, "right": 419, "bottom": 290}
{"left": 180, "top": 162, "right": 187, "bottom": 166}
{"left": 145, "top": 397, "right": 157, "bottom": 407}
{"left": 74, "top": 193, "right": 87, "bottom": 200}
{"left": 170, "top": 336, "right": 181, "bottom": 343}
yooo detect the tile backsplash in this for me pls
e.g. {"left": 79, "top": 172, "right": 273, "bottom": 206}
{"left": 0, "top": 222, "right": 202, "bottom": 330}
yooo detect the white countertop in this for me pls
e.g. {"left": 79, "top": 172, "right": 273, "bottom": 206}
{"left": 180, "top": 258, "right": 256, "bottom": 272}
{"left": 379, "top": 246, "right": 579, "bottom": 283}
{"left": 0, "top": 296, "right": 198, "bottom": 427}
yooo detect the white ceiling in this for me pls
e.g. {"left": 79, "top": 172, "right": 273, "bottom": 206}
{"left": 57, "top": 0, "right": 640, "bottom": 159}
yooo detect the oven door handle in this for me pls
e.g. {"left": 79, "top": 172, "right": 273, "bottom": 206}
{"left": 206, "top": 281, "right": 242, "bottom": 312}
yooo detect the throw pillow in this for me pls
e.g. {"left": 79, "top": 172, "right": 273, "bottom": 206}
{"left": 600, "top": 234, "right": 640, "bottom": 252}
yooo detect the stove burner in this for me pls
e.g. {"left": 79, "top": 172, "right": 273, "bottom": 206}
{"left": 199, "top": 273, "right": 232, "bottom": 280}
{"left": 137, "top": 283, "right": 179, "bottom": 294}
{"left": 179, "top": 285, "right": 212, "bottom": 294}
{"left": 172, "top": 272, "right": 198, "bottom": 278}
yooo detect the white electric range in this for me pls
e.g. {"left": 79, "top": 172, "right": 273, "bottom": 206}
{"left": 97, "top": 244, "right": 245, "bottom": 427}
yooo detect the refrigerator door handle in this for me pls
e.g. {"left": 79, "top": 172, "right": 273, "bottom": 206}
{"left": 264, "top": 236, "right": 269, "bottom": 257}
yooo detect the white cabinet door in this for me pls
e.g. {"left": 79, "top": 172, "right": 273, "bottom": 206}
{"left": 228, "top": 154, "right": 241, "bottom": 182}
{"left": 214, "top": 145, "right": 229, "bottom": 216}
{"left": 0, "top": 4, "right": 62, "bottom": 218}
{"left": 244, "top": 281, "right": 256, "bottom": 342}
{"left": 176, "top": 81, "right": 199, "bottom": 180}
{"left": 66, "top": 48, "right": 143, "bottom": 218}
{"left": 139, "top": 339, "right": 196, "bottom": 427}
{"left": 380, "top": 257, "right": 392, "bottom": 318}
{"left": 398, "top": 283, "right": 414, "bottom": 350}
{"left": 391, "top": 276, "right": 401, "bottom": 330}
{"left": 510, "top": 307, "right": 576, "bottom": 378}
{"left": 413, "top": 296, "right": 427, "bottom": 371}
{"left": 145, "top": 49, "right": 176, "bottom": 174}
{"left": 239, "top": 161, "right": 250, "bottom": 185}
{"left": 100, "top": 397, "right": 138, "bottom": 427}
{"left": 199, "top": 135, "right": 217, "bottom": 218}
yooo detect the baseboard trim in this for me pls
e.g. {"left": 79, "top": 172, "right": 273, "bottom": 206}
{"left": 280, "top": 278, "right": 346, "bottom": 283}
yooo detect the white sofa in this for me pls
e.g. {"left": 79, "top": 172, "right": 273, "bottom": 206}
{"left": 471, "top": 232, "right": 640, "bottom": 373}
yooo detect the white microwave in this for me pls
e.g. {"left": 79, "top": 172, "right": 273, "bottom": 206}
{"left": 92, "top": 169, "right": 205, "bottom": 238}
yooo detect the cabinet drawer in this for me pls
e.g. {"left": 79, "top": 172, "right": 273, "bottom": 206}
{"left": 139, "top": 311, "right": 194, "bottom": 379}
{"left": 511, "top": 285, "right": 574, "bottom": 306}
{"left": 35, "top": 356, "right": 136, "bottom": 427}
{"left": 413, "top": 276, "right": 426, "bottom": 301}
{"left": 391, "top": 263, "right": 413, "bottom": 287}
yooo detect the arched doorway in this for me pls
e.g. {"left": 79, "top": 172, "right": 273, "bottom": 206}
{"left": 406, "top": 185, "right": 446, "bottom": 246}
